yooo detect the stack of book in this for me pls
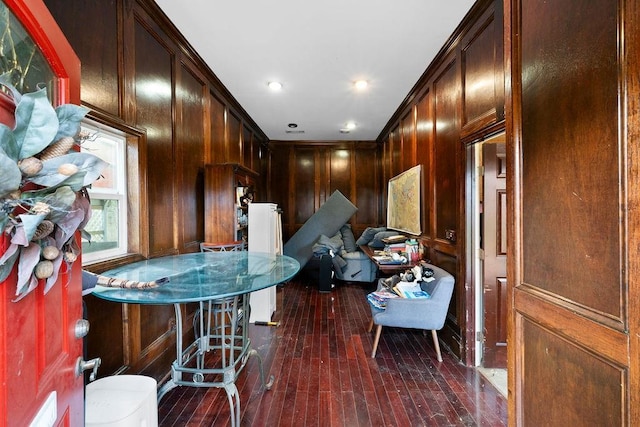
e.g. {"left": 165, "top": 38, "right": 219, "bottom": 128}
{"left": 385, "top": 242, "right": 407, "bottom": 252}
{"left": 368, "top": 280, "right": 433, "bottom": 310}
{"left": 366, "top": 289, "right": 399, "bottom": 309}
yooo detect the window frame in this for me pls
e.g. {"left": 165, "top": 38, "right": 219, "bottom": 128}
{"left": 80, "top": 118, "right": 129, "bottom": 262}
{"left": 80, "top": 113, "right": 148, "bottom": 271}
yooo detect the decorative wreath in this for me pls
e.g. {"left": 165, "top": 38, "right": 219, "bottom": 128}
{"left": 0, "top": 83, "right": 107, "bottom": 301}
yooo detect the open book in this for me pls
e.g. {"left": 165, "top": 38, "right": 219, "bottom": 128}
{"left": 393, "top": 281, "right": 432, "bottom": 299}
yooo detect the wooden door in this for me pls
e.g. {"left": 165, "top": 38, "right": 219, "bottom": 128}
{"left": 481, "top": 140, "right": 507, "bottom": 368}
{"left": 506, "top": 0, "right": 638, "bottom": 423}
{"left": 0, "top": 1, "right": 83, "bottom": 425}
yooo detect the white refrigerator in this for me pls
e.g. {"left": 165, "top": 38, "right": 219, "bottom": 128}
{"left": 248, "top": 203, "right": 282, "bottom": 323}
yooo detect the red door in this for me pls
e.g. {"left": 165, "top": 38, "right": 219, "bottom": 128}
{"left": 0, "top": 1, "right": 83, "bottom": 425}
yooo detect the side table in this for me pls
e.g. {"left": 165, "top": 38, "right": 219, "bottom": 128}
{"left": 359, "top": 245, "right": 419, "bottom": 276}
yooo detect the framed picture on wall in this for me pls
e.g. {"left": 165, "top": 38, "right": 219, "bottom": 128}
{"left": 387, "top": 164, "right": 422, "bottom": 236}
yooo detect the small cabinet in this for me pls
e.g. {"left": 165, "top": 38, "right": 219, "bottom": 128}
{"left": 204, "top": 163, "right": 258, "bottom": 244}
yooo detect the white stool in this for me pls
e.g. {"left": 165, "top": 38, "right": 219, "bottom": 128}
{"left": 85, "top": 375, "right": 158, "bottom": 427}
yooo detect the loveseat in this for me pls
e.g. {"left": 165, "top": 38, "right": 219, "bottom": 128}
{"left": 310, "top": 224, "right": 406, "bottom": 289}
{"left": 311, "top": 224, "right": 378, "bottom": 285}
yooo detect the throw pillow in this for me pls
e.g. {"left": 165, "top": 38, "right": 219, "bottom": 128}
{"left": 420, "top": 280, "right": 438, "bottom": 296}
{"left": 318, "top": 233, "right": 344, "bottom": 253}
{"left": 369, "top": 230, "right": 401, "bottom": 249}
{"left": 355, "top": 226, "right": 387, "bottom": 246}
{"left": 340, "top": 224, "right": 357, "bottom": 252}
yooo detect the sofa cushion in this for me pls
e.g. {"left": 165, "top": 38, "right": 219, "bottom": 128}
{"left": 340, "top": 224, "right": 357, "bottom": 252}
{"left": 356, "top": 226, "right": 387, "bottom": 246}
{"left": 341, "top": 251, "right": 370, "bottom": 261}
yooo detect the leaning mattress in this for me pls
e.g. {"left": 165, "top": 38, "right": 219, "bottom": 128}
{"left": 283, "top": 190, "right": 357, "bottom": 268}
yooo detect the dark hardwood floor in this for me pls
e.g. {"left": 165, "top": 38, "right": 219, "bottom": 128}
{"left": 158, "top": 279, "right": 507, "bottom": 426}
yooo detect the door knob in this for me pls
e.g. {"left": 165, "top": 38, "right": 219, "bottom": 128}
{"left": 76, "top": 356, "right": 101, "bottom": 382}
{"left": 75, "top": 319, "right": 90, "bottom": 338}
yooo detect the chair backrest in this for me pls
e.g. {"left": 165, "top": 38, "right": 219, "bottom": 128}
{"left": 425, "top": 265, "right": 455, "bottom": 329}
{"left": 200, "top": 241, "right": 246, "bottom": 252}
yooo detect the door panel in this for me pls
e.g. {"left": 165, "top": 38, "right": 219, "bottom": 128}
{"left": 522, "top": 319, "right": 623, "bottom": 425}
{"left": 0, "top": 2, "right": 84, "bottom": 426}
{"left": 482, "top": 141, "right": 507, "bottom": 367}
{"left": 507, "top": 0, "right": 634, "bottom": 423}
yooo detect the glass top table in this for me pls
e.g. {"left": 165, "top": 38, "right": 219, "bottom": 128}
{"left": 94, "top": 251, "right": 300, "bottom": 303}
{"left": 93, "top": 251, "right": 300, "bottom": 427}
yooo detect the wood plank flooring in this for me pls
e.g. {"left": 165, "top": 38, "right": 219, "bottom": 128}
{"left": 158, "top": 280, "right": 507, "bottom": 426}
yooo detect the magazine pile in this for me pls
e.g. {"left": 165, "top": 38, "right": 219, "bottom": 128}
{"left": 367, "top": 274, "right": 435, "bottom": 310}
{"left": 366, "top": 288, "right": 399, "bottom": 309}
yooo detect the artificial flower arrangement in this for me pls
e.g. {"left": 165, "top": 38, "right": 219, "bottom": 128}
{"left": 0, "top": 82, "right": 107, "bottom": 301}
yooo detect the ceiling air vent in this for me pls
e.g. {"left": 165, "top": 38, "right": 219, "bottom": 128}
{"left": 285, "top": 130, "right": 305, "bottom": 134}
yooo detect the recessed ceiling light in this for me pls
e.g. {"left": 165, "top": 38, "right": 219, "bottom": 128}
{"left": 354, "top": 80, "right": 368, "bottom": 90}
{"left": 268, "top": 81, "right": 283, "bottom": 91}
{"left": 340, "top": 122, "right": 357, "bottom": 133}
{"left": 288, "top": 123, "right": 298, "bottom": 128}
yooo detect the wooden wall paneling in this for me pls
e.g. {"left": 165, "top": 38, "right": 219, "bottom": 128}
{"left": 433, "top": 57, "right": 461, "bottom": 244}
{"left": 249, "top": 137, "right": 260, "bottom": 181}
{"left": 258, "top": 140, "right": 269, "bottom": 198}
{"left": 354, "top": 144, "right": 381, "bottom": 235}
{"left": 382, "top": 135, "right": 391, "bottom": 221}
{"left": 400, "top": 109, "right": 416, "bottom": 168}
{"left": 390, "top": 125, "right": 402, "bottom": 177}
{"left": 493, "top": 0, "right": 504, "bottom": 123}
{"left": 508, "top": 0, "right": 631, "bottom": 423}
{"left": 209, "top": 91, "right": 226, "bottom": 164}
{"left": 133, "top": 16, "right": 176, "bottom": 256}
{"left": 44, "top": 0, "right": 120, "bottom": 116}
{"left": 84, "top": 295, "right": 126, "bottom": 374}
{"left": 204, "top": 164, "right": 240, "bottom": 243}
{"left": 329, "top": 147, "right": 351, "bottom": 199}
{"left": 415, "top": 89, "right": 433, "bottom": 240}
{"left": 243, "top": 125, "right": 253, "bottom": 170}
{"left": 268, "top": 144, "right": 292, "bottom": 238}
{"left": 131, "top": 14, "right": 177, "bottom": 378}
{"left": 430, "top": 250, "right": 462, "bottom": 356}
{"left": 175, "top": 62, "right": 206, "bottom": 252}
{"left": 134, "top": 0, "right": 269, "bottom": 155}
{"left": 226, "top": 110, "right": 241, "bottom": 163}
{"left": 318, "top": 147, "right": 328, "bottom": 205}
{"left": 460, "top": 0, "right": 503, "bottom": 137}
{"left": 294, "top": 148, "right": 317, "bottom": 226}
{"left": 269, "top": 141, "right": 380, "bottom": 241}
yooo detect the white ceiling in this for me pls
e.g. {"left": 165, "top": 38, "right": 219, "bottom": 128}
{"left": 154, "top": 0, "right": 476, "bottom": 141}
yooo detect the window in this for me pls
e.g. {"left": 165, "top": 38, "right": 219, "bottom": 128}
{"left": 80, "top": 119, "right": 128, "bottom": 262}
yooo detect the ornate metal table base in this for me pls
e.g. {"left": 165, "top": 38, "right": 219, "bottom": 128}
{"left": 157, "top": 295, "right": 274, "bottom": 427}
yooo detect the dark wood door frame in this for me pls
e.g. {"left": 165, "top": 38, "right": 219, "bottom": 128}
{"left": 463, "top": 128, "right": 506, "bottom": 367}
